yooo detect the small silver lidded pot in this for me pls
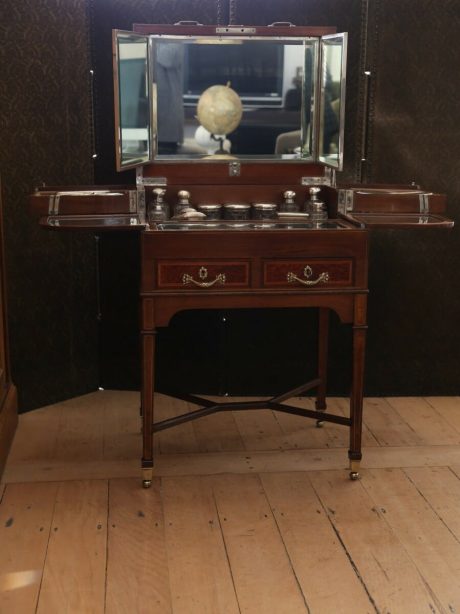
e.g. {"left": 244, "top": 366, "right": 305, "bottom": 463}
{"left": 197, "top": 203, "right": 223, "bottom": 220}
{"left": 223, "top": 203, "right": 251, "bottom": 220}
{"left": 252, "top": 202, "right": 278, "bottom": 220}
{"left": 148, "top": 187, "right": 169, "bottom": 223}
{"left": 279, "top": 190, "right": 299, "bottom": 213}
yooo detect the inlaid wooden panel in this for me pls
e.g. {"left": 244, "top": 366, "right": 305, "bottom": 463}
{"left": 263, "top": 259, "right": 353, "bottom": 288}
{"left": 156, "top": 260, "right": 250, "bottom": 289}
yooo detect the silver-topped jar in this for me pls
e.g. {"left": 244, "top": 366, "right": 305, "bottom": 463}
{"left": 197, "top": 204, "right": 223, "bottom": 220}
{"left": 223, "top": 203, "right": 251, "bottom": 220}
{"left": 280, "top": 190, "right": 299, "bottom": 213}
{"left": 252, "top": 203, "right": 278, "bottom": 220}
{"left": 174, "top": 189, "right": 192, "bottom": 216}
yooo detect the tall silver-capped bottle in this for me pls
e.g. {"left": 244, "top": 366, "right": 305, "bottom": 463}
{"left": 148, "top": 188, "right": 169, "bottom": 223}
{"left": 305, "top": 186, "right": 328, "bottom": 223}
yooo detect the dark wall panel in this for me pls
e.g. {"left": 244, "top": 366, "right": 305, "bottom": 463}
{"left": 0, "top": 0, "right": 99, "bottom": 410}
{"left": 364, "top": 0, "right": 460, "bottom": 394}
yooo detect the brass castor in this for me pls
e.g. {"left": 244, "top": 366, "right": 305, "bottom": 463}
{"left": 316, "top": 420, "right": 325, "bottom": 428}
{"left": 349, "top": 459, "right": 361, "bottom": 481}
{"left": 142, "top": 467, "right": 153, "bottom": 489}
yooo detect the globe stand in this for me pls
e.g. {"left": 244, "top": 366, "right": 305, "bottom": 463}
{"left": 211, "top": 133, "right": 228, "bottom": 154}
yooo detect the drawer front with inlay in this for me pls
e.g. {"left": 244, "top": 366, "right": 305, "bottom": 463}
{"left": 157, "top": 261, "right": 250, "bottom": 290}
{"left": 263, "top": 259, "right": 353, "bottom": 289}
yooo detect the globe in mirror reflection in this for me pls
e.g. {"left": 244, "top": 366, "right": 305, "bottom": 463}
{"left": 196, "top": 84, "right": 243, "bottom": 137}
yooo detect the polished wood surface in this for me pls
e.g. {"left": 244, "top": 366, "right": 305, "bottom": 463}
{"left": 133, "top": 23, "right": 337, "bottom": 37}
{"left": 0, "top": 181, "right": 17, "bottom": 480}
{"left": 2, "top": 392, "right": 460, "bottom": 613}
{"left": 28, "top": 174, "right": 455, "bottom": 481}
{"left": 140, "top": 223, "right": 369, "bottom": 479}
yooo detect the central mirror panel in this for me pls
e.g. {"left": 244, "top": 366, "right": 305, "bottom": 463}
{"left": 113, "top": 29, "right": 348, "bottom": 169}
{"left": 152, "top": 36, "right": 319, "bottom": 161}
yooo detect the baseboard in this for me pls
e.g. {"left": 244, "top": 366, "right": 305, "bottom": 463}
{"left": 0, "top": 384, "right": 18, "bottom": 480}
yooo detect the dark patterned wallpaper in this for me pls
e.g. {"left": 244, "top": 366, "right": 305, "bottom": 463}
{"left": 0, "top": 0, "right": 99, "bottom": 411}
{"left": 1, "top": 0, "right": 459, "bottom": 411}
{"left": 363, "top": 0, "right": 460, "bottom": 394}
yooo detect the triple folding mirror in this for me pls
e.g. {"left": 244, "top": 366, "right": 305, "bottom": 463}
{"left": 113, "top": 30, "right": 347, "bottom": 171}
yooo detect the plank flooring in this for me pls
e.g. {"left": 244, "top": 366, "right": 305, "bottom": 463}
{"left": 1, "top": 391, "right": 460, "bottom": 613}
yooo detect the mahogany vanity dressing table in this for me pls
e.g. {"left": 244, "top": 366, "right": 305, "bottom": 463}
{"left": 30, "top": 23, "right": 453, "bottom": 487}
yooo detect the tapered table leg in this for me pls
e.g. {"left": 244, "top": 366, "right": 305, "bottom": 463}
{"left": 141, "top": 331, "right": 156, "bottom": 488}
{"left": 348, "top": 295, "right": 367, "bottom": 480}
{"left": 315, "top": 308, "right": 329, "bottom": 426}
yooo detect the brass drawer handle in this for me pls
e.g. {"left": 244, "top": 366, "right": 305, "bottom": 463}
{"left": 182, "top": 266, "right": 226, "bottom": 288}
{"left": 287, "top": 265, "right": 329, "bottom": 286}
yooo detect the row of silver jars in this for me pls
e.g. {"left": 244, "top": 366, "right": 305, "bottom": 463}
{"left": 197, "top": 203, "right": 278, "bottom": 220}
{"left": 148, "top": 187, "right": 328, "bottom": 223}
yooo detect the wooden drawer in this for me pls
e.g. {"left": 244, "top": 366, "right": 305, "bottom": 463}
{"left": 156, "top": 260, "right": 250, "bottom": 290}
{"left": 263, "top": 259, "right": 353, "bottom": 288}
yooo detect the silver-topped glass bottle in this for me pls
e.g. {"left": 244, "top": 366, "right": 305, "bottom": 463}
{"left": 279, "top": 190, "right": 299, "bottom": 213}
{"left": 305, "top": 186, "right": 328, "bottom": 223}
{"left": 148, "top": 188, "right": 169, "bottom": 223}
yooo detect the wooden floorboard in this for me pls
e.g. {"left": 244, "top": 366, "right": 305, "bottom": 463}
{"left": 308, "top": 470, "right": 445, "bottom": 613}
{"left": 208, "top": 473, "right": 308, "bottom": 613}
{"left": 260, "top": 472, "right": 374, "bottom": 613}
{"left": 36, "top": 480, "right": 108, "bottom": 614}
{"left": 0, "top": 482, "right": 58, "bottom": 613}
{"left": 5, "top": 444, "right": 460, "bottom": 484}
{"left": 1, "top": 392, "right": 460, "bottom": 613}
{"left": 161, "top": 475, "right": 240, "bottom": 613}
{"left": 105, "top": 478, "right": 172, "bottom": 614}
{"left": 362, "top": 468, "right": 460, "bottom": 613}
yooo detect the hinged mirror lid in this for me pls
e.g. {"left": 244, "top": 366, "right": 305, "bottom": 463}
{"left": 112, "top": 23, "right": 346, "bottom": 168}
{"left": 318, "top": 33, "right": 347, "bottom": 171}
{"left": 113, "top": 30, "right": 153, "bottom": 171}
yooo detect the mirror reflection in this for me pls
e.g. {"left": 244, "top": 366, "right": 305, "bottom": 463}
{"left": 116, "top": 33, "right": 151, "bottom": 168}
{"left": 153, "top": 38, "right": 317, "bottom": 160}
{"left": 319, "top": 33, "right": 347, "bottom": 169}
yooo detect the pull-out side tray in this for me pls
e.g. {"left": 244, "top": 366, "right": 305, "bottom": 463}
{"left": 337, "top": 186, "right": 454, "bottom": 229}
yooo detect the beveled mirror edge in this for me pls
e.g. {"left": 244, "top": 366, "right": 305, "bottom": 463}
{"left": 113, "top": 30, "right": 153, "bottom": 172}
{"left": 318, "top": 32, "right": 348, "bottom": 171}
